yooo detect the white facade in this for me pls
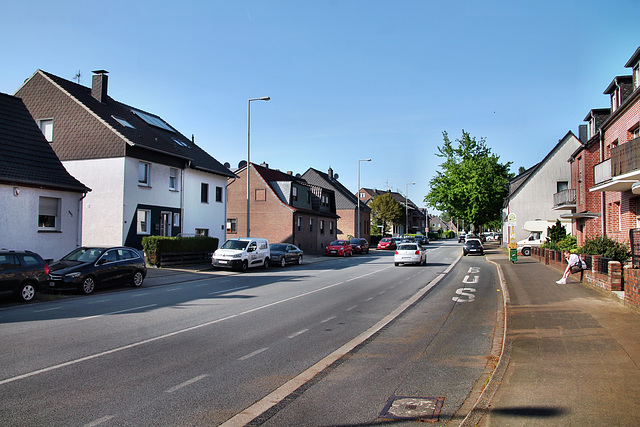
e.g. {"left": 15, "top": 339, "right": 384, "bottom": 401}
{"left": 0, "top": 184, "right": 83, "bottom": 260}
{"left": 503, "top": 133, "right": 582, "bottom": 243}
{"left": 183, "top": 169, "right": 228, "bottom": 243}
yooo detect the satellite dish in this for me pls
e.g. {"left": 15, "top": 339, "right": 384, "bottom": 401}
{"left": 223, "top": 162, "right": 231, "bottom": 169}
{"left": 334, "top": 173, "right": 339, "bottom": 179}
{"left": 295, "top": 173, "right": 301, "bottom": 178}
{"left": 238, "top": 160, "right": 247, "bottom": 169}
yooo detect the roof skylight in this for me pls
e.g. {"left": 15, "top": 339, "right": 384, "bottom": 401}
{"left": 131, "top": 109, "right": 174, "bottom": 133}
{"left": 112, "top": 115, "right": 135, "bottom": 129}
{"left": 172, "top": 137, "right": 190, "bottom": 148}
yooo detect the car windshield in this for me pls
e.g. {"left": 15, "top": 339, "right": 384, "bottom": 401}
{"left": 221, "top": 240, "right": 249, "bottom": 250}
{"left": 466, "top": 240, "right": 482, "bottom": 247}
{"left": 61, "top": 248, "right": 104, "bottom": 263}
{"left": 350, "top": 239, "right": 361, "bottom": 244}
{"left": 270, "top": 244, "right": 287, "bottom": 251}
{"left": 330, "top": 240, "right": 345, "bottom": 246}
{"left": 381, "top": 238, "right": 391, "bottom": 242}
{"left": 398, "top": 244, "right": 417, "bottom": 251}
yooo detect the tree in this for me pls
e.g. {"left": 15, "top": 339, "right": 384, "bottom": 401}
{"left": 425, "top": 130, "right": 512, "bottom": 231}
{"left": 369, "top": 193, "right": 404, "bottom": 236}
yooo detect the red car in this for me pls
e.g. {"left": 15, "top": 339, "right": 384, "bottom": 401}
{"left": 377, "top": 237, "right": 396, "bottom": 250}
{"left": 325, "top": 240, "right": 352, "bottom": 257}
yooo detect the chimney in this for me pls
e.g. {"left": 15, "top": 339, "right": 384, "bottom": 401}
{"left": 578, "top": 124, "right": 588, "bottom": 143}
{"left": 91, "top": 70, "right": 109, "bottom": 103}
{"left": 287, "top": 171, "right": 293, "bottom": 175}
{"left": 328, "top": 167, "right": 334, "bottom": 179}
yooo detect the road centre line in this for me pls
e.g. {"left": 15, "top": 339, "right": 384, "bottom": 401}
{"left": 219, "top": 256, "right": 461, "bottom": 427}
{"left": 320, "top": 316, "right": 337, "bottom": 323}
{"left": 0, "top": 266, "right": 391, "bottom": 387}
{"left": 209, "top": 286, "right": 249, "bottom": 295}
{"left": 239, "top": 347, "right": 269, "bottom": 361}
{"left": 346, "top": 305, "right": 358, "bottom": 311}
{"left": 81, "top": 415, "right": 115, "bottom": 427}
{"left": 77, "top": 304, "right": 157, "bottom": 321}
{"left": 165, "top": 374, "right": 210, "bottom": 393}
{"left": 287, "top": 329, "right": 309, "bottom": 339}
{"left": 33, "top": 307, "right": 62, "bottom": 313}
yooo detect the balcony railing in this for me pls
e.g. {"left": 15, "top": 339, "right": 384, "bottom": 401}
{"left": 594, "top": 158, "right": 612, "bottom": 185}
{"left": 611, "top": 136, "right": 640, "bottom": 177}
{"left": 553, "top": 189, "right": 576, "bottom": 207}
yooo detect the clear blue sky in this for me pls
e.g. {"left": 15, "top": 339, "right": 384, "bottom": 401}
{"left": 2, "top": 1, "right": 638, "bottom": 215}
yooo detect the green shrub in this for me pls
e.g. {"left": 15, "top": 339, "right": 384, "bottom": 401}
{"left": 578, "top": 236, "right": 630, "bottom": 264}
{"left": 142, "top": 236, "right": 219, "bottom": 266}
{"left": 542, "top": 234, "right": 577, "bottom": 252}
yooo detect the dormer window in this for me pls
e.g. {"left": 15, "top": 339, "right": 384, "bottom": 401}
{"left": 634, "top": 64, "right": 640, "bottom": 90}
{"left": 39, "top": 119, "right": 53, "bottom": 142}
{"left": 611, "top": 87, "right": 620, "bottom": 112}
{"left": 292, "top": 187, "right": 298, "bottom": 201}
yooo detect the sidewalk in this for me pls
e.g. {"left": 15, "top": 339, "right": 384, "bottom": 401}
{"left": 466, "top": 250, "right": 640, "bottom": 426}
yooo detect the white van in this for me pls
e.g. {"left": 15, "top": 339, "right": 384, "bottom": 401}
{"left": 212, "top": 238, "right": 270, "bottom": 272}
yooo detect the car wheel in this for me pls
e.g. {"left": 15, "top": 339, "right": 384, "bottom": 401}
{"left": 279, "top": 257, "right": 286, "bottom": 267}
{"left": 297, "top": 255, "right": 303, "bottom": 265}
{"left": 263, "top": 258, "right": 269, "bottom": 269}
{"left": 240, "top": 261, "right": 248, "bottom": 272}
{"left": 80, "top": 276, "right": 96, "bottom": 295}
{"left": 422, "top": 256, "right": 427, "bottom": 266}
{"left": 131, "top": 270, "right": 144, "bottom": 287}
{"left": 395, "top": 262, "right": 400, "bottom": 266}
{"left": 18, "top": 282, "right": 36, "bottom": 302}
{"left": 522, "top": 247, "right": 531, "bottom": 256}
{"left": 343, "top": 251, "right": 347, "bottom": 257}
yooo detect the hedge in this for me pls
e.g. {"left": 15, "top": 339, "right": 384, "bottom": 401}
{"left": 142, "top": 236, "right": 219, "bottom": 266}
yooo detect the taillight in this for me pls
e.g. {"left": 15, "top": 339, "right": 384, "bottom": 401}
{"left": 395, "top": 251, "right": 399, "bottom": 255}
{"left": 415, "top": 250, "right": 420, "bottom": 255}
{"left": 44, "top": 264, "right": 50, "bottom": 275}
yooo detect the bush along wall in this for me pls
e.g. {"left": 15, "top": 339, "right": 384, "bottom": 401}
{"left": 142, "top": 236, "right": 219, "bottom": 267}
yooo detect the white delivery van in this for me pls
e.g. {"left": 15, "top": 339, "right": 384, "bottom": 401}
{"left": 212, "top": 238, "right": 270, "bottom": 272}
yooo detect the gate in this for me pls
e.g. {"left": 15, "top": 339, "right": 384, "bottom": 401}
{"left": 630, "top": 228, "right": 640, "bottom": 268}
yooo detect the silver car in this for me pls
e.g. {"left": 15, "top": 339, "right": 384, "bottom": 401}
{"left": 394, "top": 243, "right": 427, "bottom": 266}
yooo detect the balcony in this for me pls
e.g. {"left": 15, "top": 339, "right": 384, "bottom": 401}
{"left": 553, "top": 189, "right": 576, "bottom": 210}
{"left": 591, "top": 137, "right": 640, "bottom": 192}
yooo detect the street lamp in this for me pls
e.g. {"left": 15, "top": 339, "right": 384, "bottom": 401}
{"left": 247, "top": 96, "right": 270, "bottom": 237}
{"left": 357, "top": 158, "right": 371, "bottom": 238}
{"left": 405, "top": 182, "right": 415, "bottom": 236}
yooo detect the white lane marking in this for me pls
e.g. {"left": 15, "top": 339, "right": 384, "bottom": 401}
{"left": 33, "top": 307, "right": 62, "bottom": 313}
{"left": 220, "top": 257, "right": 461, "bottom": 427}
{"left": 164, "top": 287, "right": 181, "bottom": 292}
{"left": 287, "top": 329, "right": 309, "bottom": 339}
{"left": 77, "top": 304, "right": 157, "bottom": 321}
{"left": 239, "top": 347, "right": 269, "bottom": 361}
{"left": 88, "top": 299, "right": 110, "bottom": 304}
{"left": 82, "top": 415, "right": 115, "bottom": 427}
{"left": 364, "top": 297, "right": 374, "bottom": 302}
{"left": 346, "top": 305, "right": 358, "bottom": 311}
{"left": 320, "top": 316, "right": 337, "bottom": 323}
{"left": 463, "top": 275, "right": 479, "bottom": 284}
{"left": 0, "top": 266, "right": 391, "bottom": 387}
{"left": 165, "top": 374, "right": 210, "bottom": 393}
{"left": 209, "top": 286, "right": 249, "bottom": 295}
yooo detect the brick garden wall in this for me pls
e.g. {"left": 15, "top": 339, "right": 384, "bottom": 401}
{"left": 624, "top": 266, "right": 640, "bottom": 310}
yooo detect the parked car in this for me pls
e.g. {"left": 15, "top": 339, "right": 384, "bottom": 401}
{"left": 0, "top": 250, "right": 49, "bottom": 302}
{"left": 415, "top": 235, "right": 429, "bottom": 245}
{"left": 269, "top": 243, "right": 303, "bottom": 267}
{"left": 325, "top": 240, "right": 352, "bottom": 257}
{"left": 394, "top": 243, "right": 427, "bottom": 266}
{"left": 392, "top": 237, "right": 403, "bottom": 247}
{"left": 463, "top": 239, "right": 485, "bottom": 256}
{"left": 349, "top": 238, "right": 370, "bottom": 254}
{"left": 212, "top": 238, "right": 270, "bottom": 271}
{"left": 48, "top": 247, "right": 147, "bottom": 295}
{"left": 458, "top": 233, "right": 466, "bottom": 243}
{"left": 377, "top": 237, "right": 396, "bottom": 250}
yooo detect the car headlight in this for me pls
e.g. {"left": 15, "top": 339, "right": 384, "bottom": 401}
{"left": 232, "top": 253, "right": 242, "bottom": 258}
{"left": 65, "top": 272, "right": 81, "bottom": 278}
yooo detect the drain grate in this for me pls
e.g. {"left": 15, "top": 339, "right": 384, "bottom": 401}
{"left": 378, "top": 395, "right": 445, "bottom": 422}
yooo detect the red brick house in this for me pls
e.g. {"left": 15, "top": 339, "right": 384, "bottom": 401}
{"left": 359, "top": 188, "right": 426, "bottom": 236}
{"left": 589, "top": 46, "right": 640, "bottom": 246}
{"left": 226, "top": 163, "right": 339, "bottom": 254}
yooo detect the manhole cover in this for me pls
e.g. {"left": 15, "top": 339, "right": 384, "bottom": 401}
{"left": 379, "top": 396, "right": 445, "bottom": 422}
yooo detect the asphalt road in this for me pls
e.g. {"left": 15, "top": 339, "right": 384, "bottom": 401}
{"left": 0, "top": 240, "right": 500, "bottom": 426}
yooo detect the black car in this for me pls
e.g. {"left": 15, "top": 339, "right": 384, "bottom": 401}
{"left": 0, "top": 250, "right": 49, "bottom": 302}
{"left": 48, "top": 247, "right": 147, "bottom": 295}
{"left": 463, "top": 239, "right": 485, "bottom": 256}
{"left": 269, "top": 243, "right": 303, "bottom": 267}
{"left": 349, "top": 238, "right": 370, "bottom": 254}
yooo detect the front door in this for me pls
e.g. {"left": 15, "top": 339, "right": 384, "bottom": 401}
{"left": 161, "top": 212, "right": 172, "bottom": 237}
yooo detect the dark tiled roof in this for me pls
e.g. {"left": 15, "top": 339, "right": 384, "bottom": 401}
{"left": 302, "top": 168, "right": 370, "bottom": 212}
{"left": 39, "top": 70, "right": 234, "bottom": 178}
{"left": 0, "top": 92, "right": 90, "bottom": 192}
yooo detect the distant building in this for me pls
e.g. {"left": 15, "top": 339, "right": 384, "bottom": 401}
{"left": 359, "top": 188, "right": 426, "bottom": 235}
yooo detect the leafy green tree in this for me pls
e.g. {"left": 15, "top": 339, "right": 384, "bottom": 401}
{"left": 369, "top": 193, "right": 404, "bottom": 236}
{"left": 425, "top": 130, "right": 512, "bottom": 231}
{"left": 547, "top": 220, "right": 567, "bottom": 243}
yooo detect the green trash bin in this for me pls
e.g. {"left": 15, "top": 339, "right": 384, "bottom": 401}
{"left": 509, "top": 248, "right": 518, "bottom": 263}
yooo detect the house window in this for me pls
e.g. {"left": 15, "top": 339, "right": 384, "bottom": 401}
{"left": 320, "top": 220, "right": 325, "bottom": 234}
{"left": 557, "top": 181, "right": 568, "bottom": 193}
{"left": 321, "top": 195, "right": 329, "bottom": 207}
{"left": 310, "top": 218, "right": 314, "bottom": 232}
{"left": 307, "top": 191, "right": 311, "bottom": 204}
{"left": 39, "top": 119, "right": 53, "bottom": 142}
{"left": 227, "top": 218, "right": 237, "bottom": 233}
{"left": 138, "top": 162, "right": 150, "bottom": 186}
{"left": 173, "top": 213, "right": 180, "bottom": 227}
{"left": 360, "top": 192, "right": 366, "bottom": 198}
{"left": 634, "top": 64, "right": 640, "bottom": 90}
{"left": 630, "top": 124, "right": 640, "bottom": 140}
{"left": 38, "top": 197, "right": 60, "bottom": 230}
{"left": 112, "top": 116, "right": 135, "bottom": 129}
{"left": 330, "top": 221, "right": 334, "bottom": 235}
{"left": 255, "top": 188, "right": 266, "bottom": 201}
{"left": 216, "top": 186, "right": 223, "bottom": 203}
{"left": 137, "top": 209, "right": 151, "bottom": 235}
{"left": 169, "top": 168, "right": 178, "bottom": 191}
{"left": 195, "top": 228, "right": 209, "bottom": 237}
{"left": 292, "top": 187, "right": 298, "bottom": 201}
{"left": 297, "top": 216, "right": 303, "bottom": 232}
{"left": 201, "top": 183, "right": 209, "bottom": 203}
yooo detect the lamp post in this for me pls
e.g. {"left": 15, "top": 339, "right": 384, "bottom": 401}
{"left": 357, "top": 158, "right": 371, "bottom": 238}
{"left": 405, "top": 182, "right": 415, "bottom": 236}
{"left": 247, "top": 96, "right": 270, "bottom": 237}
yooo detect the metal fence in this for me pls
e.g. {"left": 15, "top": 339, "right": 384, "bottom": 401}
{"left": 583, "top": 254, "right": 592, "bottom": 271}
{"left": 597, "top": 257, "right": 612, "bottom": 275}
{"left": 631, "top": 228, "right": 640, "bottom": 269}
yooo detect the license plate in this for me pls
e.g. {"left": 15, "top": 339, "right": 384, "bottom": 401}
{"left": 330, "top": 250, "right": 336, "bottom": 253}
{"left": 218, "top": 260, "right": 227, "bottom": 264}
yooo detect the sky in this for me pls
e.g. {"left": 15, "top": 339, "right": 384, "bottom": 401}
{"left": 1, "top": 0, "right": 639, "bottom": 215}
